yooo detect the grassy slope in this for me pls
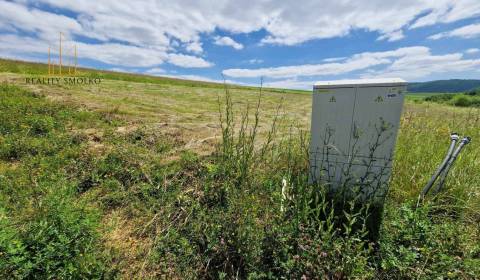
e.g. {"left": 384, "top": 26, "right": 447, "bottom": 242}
{"left": 0, "top": 59, "right": 311, "bottom": 157}
{"left": 0, "top": 58, "right": 308, "bottom": 94}
{"left": 1, "top": 59, "right": 479, "bottom": 278}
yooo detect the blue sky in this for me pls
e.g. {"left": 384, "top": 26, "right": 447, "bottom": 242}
{"left": 0, "top": 0, "right": 479, "bottom": 89}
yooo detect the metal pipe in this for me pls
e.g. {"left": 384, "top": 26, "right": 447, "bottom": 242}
{"left": 432, "top": 136, "right": 471, "bottom": 195}
{"left": 420, "top": 133, "right": 459, "bottom": 198}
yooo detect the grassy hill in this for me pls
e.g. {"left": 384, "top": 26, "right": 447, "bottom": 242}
{"left": 0, "top": 58, "right": 308, "bottom": 95}
{"left": 0, "top": 59, "right": 479, "bottom": 279}
{"left": 408, "top": 79, "right": 480, "bottom": 93}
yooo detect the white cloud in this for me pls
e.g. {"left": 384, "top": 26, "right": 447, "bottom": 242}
{"left": 0, "top": 34, "right": 46, "bottom": 57}
{"left": 108, "top": 67, "right": 142, "bottom": 74}
{"left": 185, "top": 41, "right": 203, "bottom": 54}
{"left": 223, "top": 47, "right": 425, "bottom": 79}
{"left": 363, "top": 50, "right": 480, "bottom": 80}
{"left": 323, "top": 57, "right": 347, "bottom": 62}
{"left": 256, "top": 0, "right": 480, "bottom": 45}
{"left": 0, "top": 1, "right": 213, "bottom": 68}
{"left": 377, "top": 30, "right": 405, "bottom": 42}
{"left": 144, "top": 67, "right": 166, "bottom": 76}
{"left": 411, "top": 0, "right": 480, "bottom": 29}
{"left": 0, "top": 1, "right": 82, "bottom": 42}
{"left": 466, "top": 48, "right": 480, "bottom": 54}
{"left": 214, "top": 36, "right": 244, "bottom": 50}
{"left": 0, "top": 33, "right": 213, "bottom": 68}
{"left": 428, "top": 34, "right": 443, "bottom": 40}
{"left": 429, "top": 23, "right": 480, "bottom": 40}
{"left": 76, "top": 42, "right": 168, "bottom": 67}
{"left": 161, "top": 74, "right": 241, "bottom": 85}
{"left": 247, "top": 59, "right": 263, "bottom": 64}
{"left": 0, "top": 33, "right": 169, "bottom": 67}
{"left": 264, "top": 78, "right": 315, "bottom": 90}
{"left": 1, "top": 0, "right": 480, "bottom": 73}
{"left": 167, "top": 53, "right": 213, "bottom": 68}
{"left": 4, "top": 0, "right": 479, "bottom": 53}
{"left": 224, "top": 46, "right": 480, "bottom": 81}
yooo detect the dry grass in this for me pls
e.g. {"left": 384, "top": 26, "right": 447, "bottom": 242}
{"left": 1, "top": 73, "right": 310, "bottom": 155}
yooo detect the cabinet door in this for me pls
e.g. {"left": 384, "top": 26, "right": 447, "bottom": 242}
{"left": 349, "top": 86, "right": 404, "bottom": 161}
{"left": 347, "top": 86, "right": 405, "bottom": 200}
{"left": 309, "top": 87, "right": 356, "bottom": 185}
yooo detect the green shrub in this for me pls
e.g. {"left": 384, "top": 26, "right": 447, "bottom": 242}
{"left": 26, "top": 116, "right": 55, "bottom": 136}
{"left": 424, "top": 94, "right": 454, "bottom": 103}
{"left": 379, "top": 203, "right": 480, "bottom": 279}
{"left": 451, "top": 95, "right": 472, "bottom": 107}
{"left": 465, "top": 88, "right": 480, "bottom": 96}
{"left": 0, "top": 84, "right": 111, "bottom": 278}
{"left": 424, "top": 91, "right": 480, "bottom": 107}
{"left": 466, "top": 95, "right": 480, "bottom": 107}
{"left": 0, "top": 189, "right": 107, "bottom": 279}
{"left": 0, "top": 134, "right": 65, "bottom": 161}
{"left": 0, "top": 208, "right": 31, "bottom": 279}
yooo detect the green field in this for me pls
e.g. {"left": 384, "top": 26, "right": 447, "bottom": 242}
{"left": 405, "top": 92, "right": 443, "bottom": 101}
{"left": 1, "top": 59, "right": 479, "bottom": 279}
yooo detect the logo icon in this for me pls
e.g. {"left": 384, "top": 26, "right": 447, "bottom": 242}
{"left": 374, "top": 96, "right": 384, "bottom": 102}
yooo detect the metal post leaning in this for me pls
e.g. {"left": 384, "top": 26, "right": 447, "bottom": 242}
{"left": 432, "top": 136, "right": 471, "bottom": 195}
{"left": 420, "top": 133, "right": 459, "bottom": 199}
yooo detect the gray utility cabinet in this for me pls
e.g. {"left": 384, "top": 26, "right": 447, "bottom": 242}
{"left": 309, "top": 78, "right": 407, "bottom": 203}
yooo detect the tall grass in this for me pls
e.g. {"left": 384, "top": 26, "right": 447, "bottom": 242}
{"left": 151, "top": 85, "right": 479, "bottom": 278}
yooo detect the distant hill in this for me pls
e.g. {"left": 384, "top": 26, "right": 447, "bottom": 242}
{"left": 407, "top": 79, "right": 480, "bottom": 93}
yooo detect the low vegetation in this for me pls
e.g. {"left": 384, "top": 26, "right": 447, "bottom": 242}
{"left": 424, "top": 88, "right": 480, "bottom": 107}
{"left": 0, "top": 60, "right": 479, "bottom": 279}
